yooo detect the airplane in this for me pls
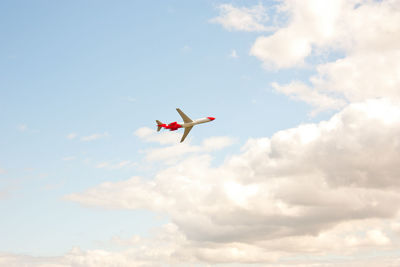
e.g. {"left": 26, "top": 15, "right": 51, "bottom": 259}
{"left": 156, "top": 108, "right": 215, "bottom": 143}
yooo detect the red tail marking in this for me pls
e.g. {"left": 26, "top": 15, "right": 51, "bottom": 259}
{"left": 164, "top": 121, "right": 182, "bottom": 131}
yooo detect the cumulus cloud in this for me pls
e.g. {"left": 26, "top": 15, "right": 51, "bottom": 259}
{"left": 249, "top": 0, "right": 356, "bottom": 68}
{"left": 66, "top": 99, "right": 400, "bottom": 264}
{"left": 273, "top": 48, "right": 400, "bottom": 113}
{"left": 210, "top": 4, "right": 272, "bottom": 32}
{"left": 248, "top": 0, "right": 400, "bottom": 112}
{"left": 310, "top": 50, "right": 400, "bottom": 103}
{"left": 271, "top": 81, "right": 347, "bottom": 114}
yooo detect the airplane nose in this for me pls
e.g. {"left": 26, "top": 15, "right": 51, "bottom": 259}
{"left": 207, "top": 117, "right": 215, "bottom": 121}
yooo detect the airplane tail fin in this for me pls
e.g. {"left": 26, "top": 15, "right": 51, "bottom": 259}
{"left": 156, "top": 120, "right": 163, "bottom": 132}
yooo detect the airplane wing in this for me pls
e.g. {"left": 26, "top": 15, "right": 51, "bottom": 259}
{"left": 176, "top": 108, "right": 193, "bottom": 123}
{"left": 180, "top": 126, "right": 193, "bottom": 143}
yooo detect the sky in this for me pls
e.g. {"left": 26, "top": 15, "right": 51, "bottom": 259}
{"left": 1, "top": 0, "right": 400, "bottom": 266}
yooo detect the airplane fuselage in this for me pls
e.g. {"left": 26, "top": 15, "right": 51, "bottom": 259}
{"left": 162, "top": 117, "right": 215, "bottom": 131}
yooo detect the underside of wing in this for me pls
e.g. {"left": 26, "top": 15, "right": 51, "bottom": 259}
{"left": 180, "top": 126, "right": 193, "bottom": 143}
{"left": 176, "top": 108, "right": 193, "bottom": 123}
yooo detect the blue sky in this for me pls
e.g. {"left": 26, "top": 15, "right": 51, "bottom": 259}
{"left": 1, "top": 1, "right": 400, "bottom": 266}
{"left": 0, "top": 0, "right": 311, "bottom": 256}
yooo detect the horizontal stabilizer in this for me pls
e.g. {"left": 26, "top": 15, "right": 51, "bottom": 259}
{"left": 156, "top": 120, "right": 163, "bottom": 132}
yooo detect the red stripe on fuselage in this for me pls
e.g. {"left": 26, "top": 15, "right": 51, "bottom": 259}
{"left": 161, "top": 121, "right": 182, "bottom": 131}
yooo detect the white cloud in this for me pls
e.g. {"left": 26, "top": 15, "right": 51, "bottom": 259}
{"left": 0, "top": 190, "right": 9, "bottom": 200}
{"left": 273, "top": 49, "right": 400, "bottom": 113}
{"left": 310, "top": 50, "right": 400, "bottom": 103}
{"left": 62, "top": 156, "right": 75, "bottom": 161}
{"left": 66, "top": 99, "right": 400, "bottom": 264}
{"left": 366, "top": 229, "right": 390, "bottom": 246}
{"left": 127, "top": 96, "right": 136, "bottom": 102}
{"left": 210, "top": 4, "right": 272, "bottom": 32}
{"left": 229, "top": 49, "right": 238, "bottom": 58}
{"left": 144, "top": 143, "right": 202, "bottom": 163}
{"left": 17, "top": 124, "right": 27, "bottom": 132}
{"left": 182, "top": 45, "right": 191, "bottom": 53}
{"left": 251, "top": 30, "right": 312, "bottom": 68}
{"left": 247, "top": 0, "right": 400, "bottom": 113}
{"left": 134, "top": 127, "right": 180, "bottom": 145}
{"left": 271, "top": 81, "right": 347, "bottom": 115}
{"left": 134, "top": 127, "right": 235, "bottom": 164}
{"left": 66, "top": 133, "right": 77, "bottom": 140}
{"left": 3, "top": 246, "right": 400, "bottom": 267}
{"left": 201, "top": 136, "right": 236, "bottom": 151}
{"left": 250, "top": 0, "right": 400, "bottom": 68}
{"left": 249, "top": 0, "right": 354, "bottom": 68}
{"left": 80, "top": 132, "right": 109, "bottom": 142}
{"left": 95, "top": 160, "right": 136, "bottom": 170}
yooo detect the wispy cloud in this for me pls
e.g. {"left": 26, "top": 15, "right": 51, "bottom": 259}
{"left": 210, "top": 4, "right": 272, "bottom": 32}
{"left": 17, "top": 124, "right": 28, "bottom": 132}
{"left": 16, "top": 124, "right": 39, "bottom": 133}
{"left": 0, "top": 190, "right": 9, "bottom": 200}
{"left": 42, "top": 181, "right": 64, "bottom": 191}
{"left": 229, "top": 49, "right": 238, "bottom": 58}
{"left": 182, "top": 45, "right": 191, "bottom": 53}
{"left": 96, "top": 160, "right": 136, "bottom": 170}
{"left": 62, "top": 156, "right": 76, "bottom": 161}
{"left": 66, "top": 133, "right": 77, "bottom": 140}
{"left": 134, "top": 127, "right": 180, "bottom": 145}
{"left": 80, "top": 132, "right": 109, "bottom": 142}
{"left": 135, "top": 127, "right": 236, "bottom": 164}
{"left": 127, "top": 96, "right": 136, "bottom": 102}
{"left": 66, "top": 132, "right": 110, "bottom": 141}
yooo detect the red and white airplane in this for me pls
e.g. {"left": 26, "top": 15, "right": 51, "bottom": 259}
{"left": 156, "top": 108, "right": 215, "bottom": 142}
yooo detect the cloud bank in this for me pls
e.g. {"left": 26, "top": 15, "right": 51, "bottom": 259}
{"left": 65, "top": 99, "right": 400, "bottom": 265}
{"left": 248, "top": 0, "right": 400, "bottom": 113}
{"left": 4, "top": 0, "right": 400, "bottom": 265}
